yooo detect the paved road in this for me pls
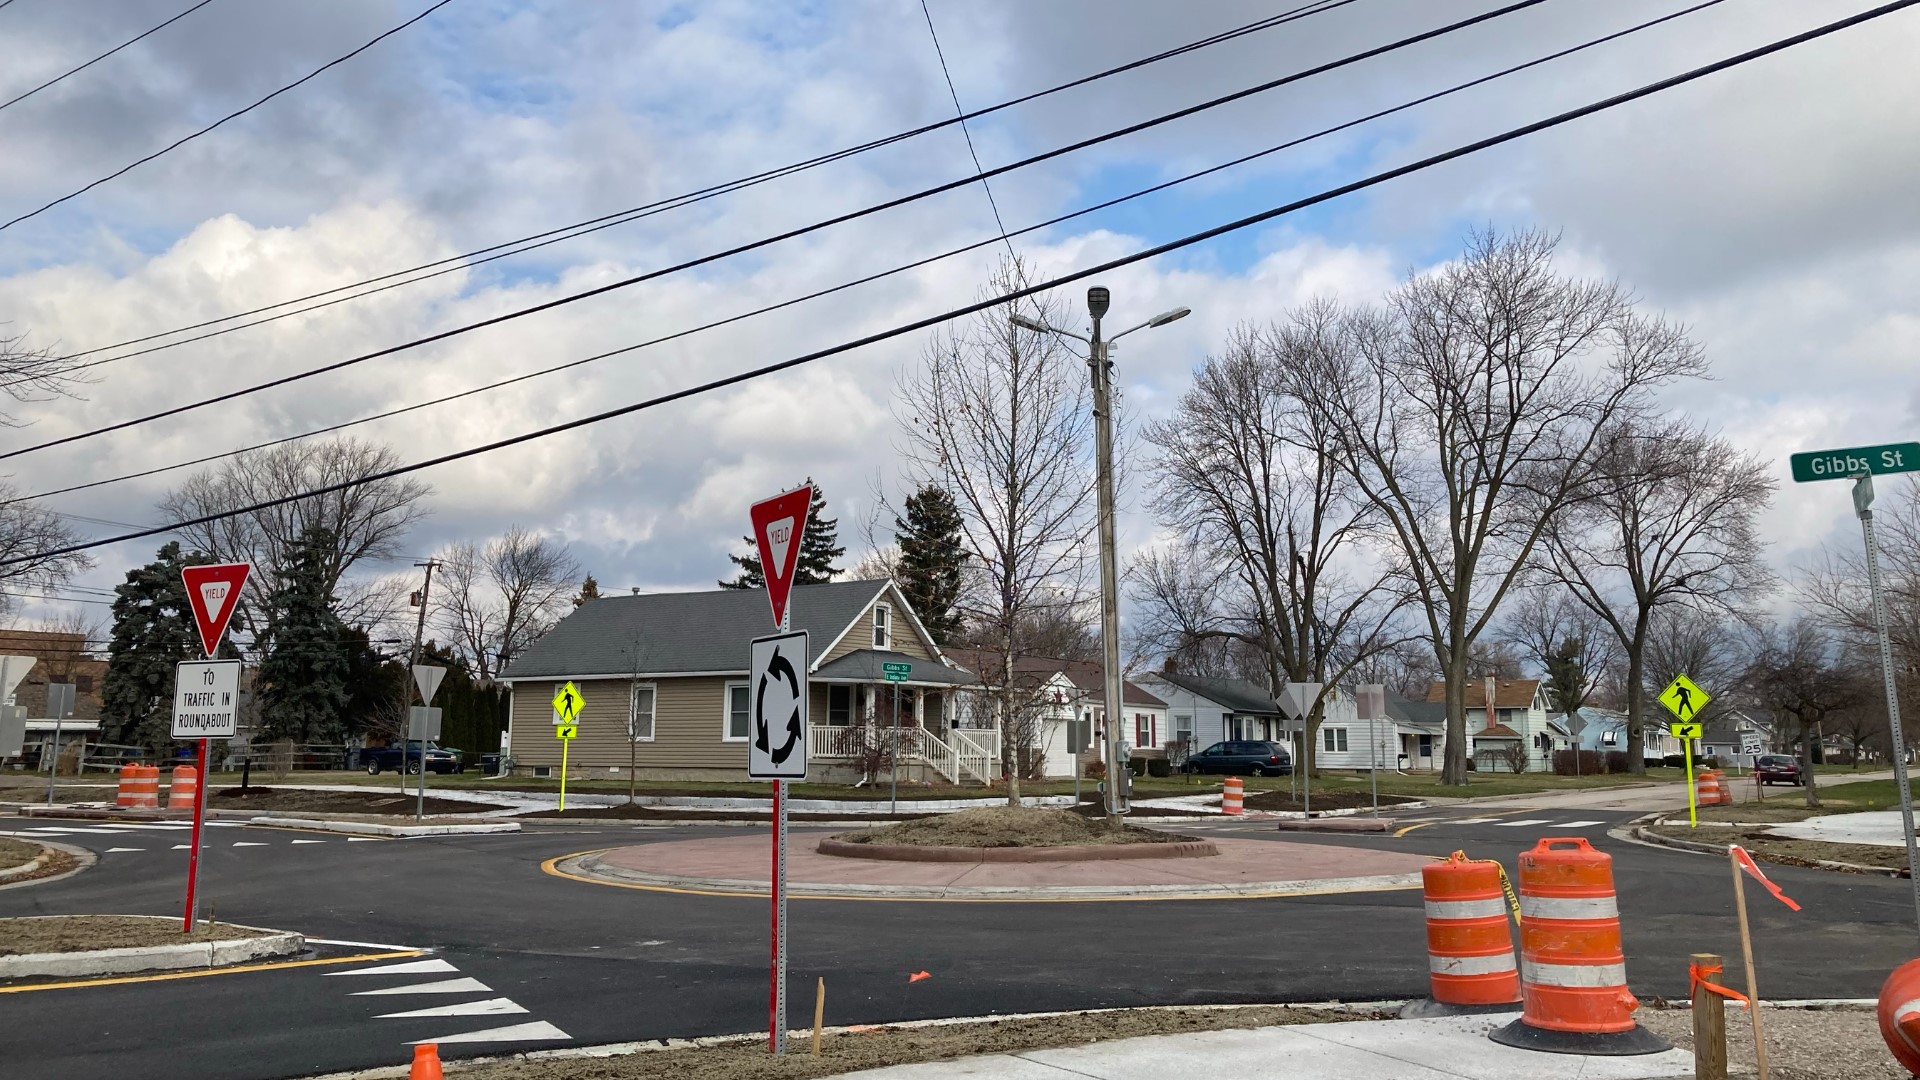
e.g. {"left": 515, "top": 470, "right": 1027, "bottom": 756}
{"left": 0, "top": 808, "right": 1909, "bottom": 1080}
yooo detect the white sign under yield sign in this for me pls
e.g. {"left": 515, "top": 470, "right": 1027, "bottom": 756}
{"left": 172, "top": 660, "right": 242, "bottom": 739}
{"left": 748, "top": 631, "right": 809, "bottom": 781}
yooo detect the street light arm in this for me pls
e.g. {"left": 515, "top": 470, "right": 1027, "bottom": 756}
{"left": 1008, "top": 314, "right": 1089, "bottom": 343}
{"left": 1109, "top": 306, "right": 1192, "bottom": 341}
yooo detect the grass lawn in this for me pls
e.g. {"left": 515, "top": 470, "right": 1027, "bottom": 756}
{"left": 1691, "top": 778, "right": 1920, "bottom": 823}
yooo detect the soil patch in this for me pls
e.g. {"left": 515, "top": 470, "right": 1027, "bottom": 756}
{"left": 453, "top": 1004, "right": 1374, "bottom": 1080}
{"left": 833, "top": 806, "right": 1195, "bottom": 848}
{"left": 1640, "top": 1003, "right": 1900, "bottom": 1080}
{"left": 522, "top": 804, "right": 935, "bottom": 823}
{"left": 0, "top": 915, "right": 265, "bottom": 956}
{"left": 0, "top": 836, "right": 40, "bottom": 870}
{"left": 1648, "top": 825, "right": 1910, "bottom": 872}
{"left": 1242, "top": 789, "right": 1419, "bottom": 813}
{"left": 207, "top": 787, "right": 505, "bottom": 816}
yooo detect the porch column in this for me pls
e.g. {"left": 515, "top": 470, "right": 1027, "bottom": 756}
{"left": 913, "top": 689, "right": 925, "bottom": 730}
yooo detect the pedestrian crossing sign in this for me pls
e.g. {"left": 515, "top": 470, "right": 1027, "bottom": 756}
{"left": 555, "top": 724, "right": 578, "bottom": 741}
{"left": 552, "top": 681, "right": 584, "bottom": 725}
{"left": 1669, "top": 722, "right": 1702, "bottom": 740}
{"left": 1658, "top": 674, "right": 1709, "bottom": 721}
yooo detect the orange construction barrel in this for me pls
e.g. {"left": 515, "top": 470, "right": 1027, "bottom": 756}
{"left": 1489, "top": 837, "right": 1669, "bottom": 1055}
{"left": 1879, "top": 957, "right": 1920, "bottom": 1075}
{"left": 120, "top": 765, "right": 160, "bottom": 810}
{"left": 166, "top": 765, "right": 199, "bottom": 810}
{"left": 1221, "top": 776, "right": 1244, "bottom": 816}
{"left": 115, "top": 763, "right": 143, "bottom": 808}
{"left": 1401, "top": 851, "right": 1521, "bottom": 1018}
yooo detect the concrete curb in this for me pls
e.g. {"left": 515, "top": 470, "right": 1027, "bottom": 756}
{"left": 1627, "top": 819, "right": 1909, "bottom": 878}
{"left": 815, "top": 837, "right": 1219, "bottom": 863}
{"left": 563, "top": 851, "right": 1422, "bottom": 900}
{"left": 0, "top": 853, "right": 46, "bottom": 880}
{"left": 0, "top": 840, "right": 95, "bottom": 891}
{"left": 1249, "top": 801, "right": 1427, "bottom": 819}
{"left": 1272, "top": 817, "right": 1397, "bottom": 833}
{"left": 0, "top": 917, "right": 304, "bottom": 977}
{"left": 248, "top": 816, "right": 521, "bottom": 837}
{"left": 539, "top": 792, "right": 1080, "bottom": 814}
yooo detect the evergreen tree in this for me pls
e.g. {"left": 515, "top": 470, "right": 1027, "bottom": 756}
{"left": 257, "top": 526, "right": 351, "bottom": 743}
{"left": 720, "top": 480, "right": 844, "bottom": 588}
{"left": 339, "top": 624, "right": 406, "bottom": 743}
{"left": 100, "top": 542, "right": 222, "bottom": 750}
{"left": 894, "top": 484, "right": 968, "bottom": 643}
{"left": 1545, "top": 636, "right": 1591, "bottom": 721}
{"left": 571, "top": 574, "right": 601, "bottom": 607}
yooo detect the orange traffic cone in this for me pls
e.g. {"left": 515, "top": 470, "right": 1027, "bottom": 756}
{"left": 409, "top": 1043, "right": 443, "bottom": 1080}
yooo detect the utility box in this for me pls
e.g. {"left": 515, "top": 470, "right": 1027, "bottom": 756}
{"left": 0, "top": 705, "right": 25, "bottom": 758}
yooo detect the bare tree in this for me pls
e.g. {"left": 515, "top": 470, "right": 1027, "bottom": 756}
{"left": 1136, "top": 320, "right": 1412, "bottom": 771}
{"left": 0, "top": 493, "right": 92, "bottom": 612}
{"left": 1276, "top": 229, "right": 1708, "bottom": 784}
{"left": 1802, "top": 477, "right": 1920, "bottom": 759}
{"left": 896, "top": 255, "right": 1095, "bottom": 804}
{"left": 434, "top": 527, "right": 579, "bottom": 681}
{"left": 0, "top": 325, "right": 93, "bottom": 428}
{"left": 1541, "top": 419, "right": 1774, "bottom": 772}
{"left": 161, "top": 437, "right": 431, "bottom": 637}
{"left": 1749, "top": 619, "right": 1862, "bottom": 809}
{"left": 1496, "top": 586, "right": 1620, "bottom": 747}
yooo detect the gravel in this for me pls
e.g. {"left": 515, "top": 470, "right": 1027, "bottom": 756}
{"left": 0, "top": 836, "right": 40, "bottom": 870}
{"left": 834, "top": 806, "right": 1195, "bottom": 848}
{"left": 1639, "top": 1003, "right": 1902, "bottom": 1079}
{"left": 0, "top": 915, "right": 266, "bottom": 956}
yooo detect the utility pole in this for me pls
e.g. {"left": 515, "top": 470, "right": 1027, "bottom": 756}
{"left": 408, "top": 559, "right": 438, "bottom": 807}
{"left": 1086, "top": 287, "right": 1127, "bottom": 824}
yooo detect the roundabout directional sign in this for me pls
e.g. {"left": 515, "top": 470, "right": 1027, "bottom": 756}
{"left": 748, "top": 630, "right": 809, "bottom": 780}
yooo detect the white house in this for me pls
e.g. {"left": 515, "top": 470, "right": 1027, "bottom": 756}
{"left": 946, "top": 651, "right": 1167, "bottom": 778}
{"left": 1428, "top": 678, "right": 1569, "bottom": 773}
{"left": 1574, "top": 706, "right": 1681, "bottom": 764}
{"left": 1133, "top": 672, "right": 1287, "bottom": 754}
{"left": 1310, "top": 689, "right": 1459, "bottom": 772}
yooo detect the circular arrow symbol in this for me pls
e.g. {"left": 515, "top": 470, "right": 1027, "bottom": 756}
{"left": 756, "top": 646, "right": 804, "bottom": 766}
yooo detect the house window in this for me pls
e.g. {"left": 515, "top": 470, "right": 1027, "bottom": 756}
{"left": 1323, "top": 727, "right": 1349, "bottom": 752}
{"left": 724, "top": 683, "right": 751, "bottom": 741}
{"left": 630, "top": 683, "right": 656, "bottom": 741}
{"left": 1173, "top": 714, "right": 1192, "bottom": 746}
{"left": 872, "top": 604, "right": 891, "bottom": 649}
{"left": 1418, "top": 734, "right": 1433, "bottom": 758}
{"left": 1602, "top": 731, "right": 1619, "bottom": 746}
{"left": 828, "top": 685, "right": 853, "bottom": 726}
{"left": 74, "top": 675, "right": 94, "bottom": 693}
{"left": 1136, "top": 714, "right": 1153, "bottom": 746}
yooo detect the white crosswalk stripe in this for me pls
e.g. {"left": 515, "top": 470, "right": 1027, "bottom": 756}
{"left": 1492, "top": 819, "right": 1553, "bottom": 827}
{"left": 329, "top": 956, "right": 570, "bottom": 1048}
{"left": 1546, "top": 820, "right": 1605, "bottom": 828}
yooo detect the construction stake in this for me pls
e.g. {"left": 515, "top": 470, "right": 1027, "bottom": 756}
{"left": 1691, "top": 952, "right": 1727, "bottom": 1080}
{"left": 811, "top": 977, "right": 825, "bottom": 1056}
{"left": 1729, "top": 850, "right": 1770, "bottom": 1080}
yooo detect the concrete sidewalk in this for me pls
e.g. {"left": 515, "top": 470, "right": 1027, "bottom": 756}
{"left": 826, "top": 1014, "right": 1692, "bottom": 1079}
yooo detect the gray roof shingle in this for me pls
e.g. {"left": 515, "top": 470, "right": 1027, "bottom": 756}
{"left": 501, "top": 580, "right": 894, "bottom": 681}
{"left": 813, "top": 649, "right": 976, "bottom": 686}
{"left": 1145, "top": 672, "right": 1283, "bottom": 714}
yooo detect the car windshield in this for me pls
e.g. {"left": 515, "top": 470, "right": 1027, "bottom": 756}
{"left": 1199, "top": 743, "right": 1227, "bottom": 755}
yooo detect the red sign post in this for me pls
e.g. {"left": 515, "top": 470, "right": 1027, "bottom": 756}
{"left": 749, "top": 485, "right": 811, "bottom": 1054}
{"left": 179, "top": 562, "right": 250, "bottom": 932}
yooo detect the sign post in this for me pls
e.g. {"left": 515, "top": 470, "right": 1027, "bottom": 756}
{"left": 176, "top": 562, "right": 250, "bottom": 934}
{"left": 884, "top": 662, "right": 910, "bottom": 814}
{"left": 1791, "top": 447, "right": 1920, "bottom": 938}
{"left": 411, "top": 665, "right": 448, "bottom": 821}
{"left": 748, "top": 484, "right": 813, "bottom": 1055}
{"left": 1660, "top": 673, "right": 1710, "bottom": 828}
{"left": 550, "top": 681, "right": 583, "bottom": 812}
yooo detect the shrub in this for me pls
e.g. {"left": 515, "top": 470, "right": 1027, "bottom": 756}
{"left": 1662, "top": 754, "right": 1689, "bottom": 770}
{"left": 1552, "top": 749, "right": 1607, "bottom": 775}
{"left": 1127, "top": 758, "right": 1147, "bottom": 777}
{"left": 1147, "top": 758, "right": 1172, "bottom": 778}
{"left": 1084, "top": 760, "right": 1107, "bottom": 780}
{"left": 1604, "top": 751, "right": 1632, "bottom": 773}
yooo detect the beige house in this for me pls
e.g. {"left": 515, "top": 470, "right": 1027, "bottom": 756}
{"left": 499, "top": 580, "right": 979, "bottom": 782}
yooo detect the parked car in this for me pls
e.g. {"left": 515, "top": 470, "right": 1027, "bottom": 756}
{"left": 1181, "top": 740, "right": 1293, "bottom": 777}
{"left": 1754, "top": 754, "right": 1805, "bottom": 786}
{"left": 362, "top": 740, "right": 460, "bottom": 775}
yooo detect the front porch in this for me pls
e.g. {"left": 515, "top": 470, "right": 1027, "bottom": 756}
{"left": 807, "top": 649, "right": 1001, "bottom": 785}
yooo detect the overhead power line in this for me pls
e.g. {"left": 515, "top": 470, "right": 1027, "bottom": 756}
{"left": 6, "top": 0, "right": 1732, "bottom": 509}
{"left": 0, "top": 0, "right": 217, "bottom": 113}
{"left": 0, "top": 0, "right": 456, "bottom": 232}
{"left": 0, "top": 0, "right": 1544, "bottom": 461}
{"left": 40, "top": 0, "right": 1358, "bottom": 373}
{"left": 9, "top": 0, "right": 1909, "bottom": 569}
{"left": 917, "top": 0, "right": 1015, "bottom": 259}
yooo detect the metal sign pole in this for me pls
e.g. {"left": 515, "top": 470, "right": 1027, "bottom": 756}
{"left": 1857, "top": 477, "right": 1920, "bottom": 938}
{"left": 770, "top": 612, "right": 790, "bottom": 1055}
{"left": 183, "top": 736, "right": 209, "bottom": 931}
{"left": 891, "top": 683, "right": 899, "bottom": 815}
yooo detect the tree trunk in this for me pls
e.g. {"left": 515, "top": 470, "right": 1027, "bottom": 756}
{"left": 1442, "top": 652, "right": 1470, "bottom": 785}
{"left": 1802, "top": 721, "right": 1822, "bottom": 810}
{"left": 1002, "top": 640, "right": 1020, "bottom": 808}
{"left": 1624, "top": 642, "right": 1648, "bottom": 775}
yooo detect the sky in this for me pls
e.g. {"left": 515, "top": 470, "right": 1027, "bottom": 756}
{"left": 0, "top": 0, "right": 1916, "bottom": 643}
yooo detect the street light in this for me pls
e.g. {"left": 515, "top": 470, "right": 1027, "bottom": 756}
{"left": 1012, "top": 288, "right": 1190, "bottom": 822}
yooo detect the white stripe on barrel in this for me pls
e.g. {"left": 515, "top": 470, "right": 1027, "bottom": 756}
{"left": 1425, "top": 898, "right": 1509, "bottom": 920}
{"left": 1518, "top": 895, "right": 1619, "bottom": 920}
{"left": 1431, "top": 952, "right": 1518, "bottom": 976}
{"left": 1525, "top": 961, "right": 1629, "bottom": 988}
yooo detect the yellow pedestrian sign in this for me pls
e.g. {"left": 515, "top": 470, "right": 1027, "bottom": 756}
{"left": 555, "top": 724, "right": 578, "bottom": 740}
{"left": 552, "top": 681, "right": 584, "bottom": 725}
{"left": 1658, "top": 674, "right": 1709, "bottom": 722}
{"left": 1669, "top": 722, "right": 1703, "bottom": 740}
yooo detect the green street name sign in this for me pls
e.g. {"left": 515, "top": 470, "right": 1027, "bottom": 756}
{"left": 882, "top": 662, "right": 912, "bottom": 682}
{"left": 1789, "top": 442, "right": 1920, "bottom": 483}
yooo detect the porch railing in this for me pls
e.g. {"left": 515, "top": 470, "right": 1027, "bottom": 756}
{"left": 952, "top": 729, "right": 998, "bottom": 782}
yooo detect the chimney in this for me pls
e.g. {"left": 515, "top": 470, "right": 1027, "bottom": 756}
{"left": 1162, "top": 657, "right": 1180, "bottom": 676}
{"left": 1483, "top": 675, "right": 1498, "bottom": 733}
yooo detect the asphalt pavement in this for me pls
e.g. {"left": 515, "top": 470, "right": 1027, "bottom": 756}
{"left": 0, "top": 804, "right": 1910, "bottom": 1080}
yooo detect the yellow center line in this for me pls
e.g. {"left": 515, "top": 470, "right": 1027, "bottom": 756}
{"left": 1393, "top": 822, "right": 1436, "bottom": 837}
{"left": 0, "top": 949, "right": 423, "bottom": 993}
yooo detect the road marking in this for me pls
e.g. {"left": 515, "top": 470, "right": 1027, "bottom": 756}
{"left": 408, "top": 1020, "right": 570, "bottom": 1045}
{"left": 1493, "top": 819, "right": 1552, "bottom": 827}
{"left": 351, "top": 977, "right": 492, "bottom": 996}
{"left": 231, "top": 841, "right": 268, "bottom": 847}
{"left": 1547, "top": 820, "right": 1605, "bottom": 828}
{"left": 326, "top": 958, "right": 458, "bottom": 977}
{"left": 1393, "top": 822, "right": 1435, "bottom": 837}
{"left": 0, "top": 950, "right": 423, "bottom": 994}
{"left": 377, "top": 996, "right": 529, "bottom": 1019}
{"left": 1451, "top": 818, "right": 1506, "bottom": 825}
{"left": 114, "top": 824, "right": 192, "bottom": 831}
{"left": 104, "top": 847, "right": 144, "bottom": 852}
{"left": 306, "top": 936, "right": 425, "bottom": 951}
{"left": 170, "top": 843, "right": 196, "bottom": 849}
{"left": 291, "top": 839, "right": 327, "bottom": 844}
{"left": 347, "top": 837, "right": 383, "bottom": 842}
{"left": 19, "top": 828, "right": 86, "bottom": 834}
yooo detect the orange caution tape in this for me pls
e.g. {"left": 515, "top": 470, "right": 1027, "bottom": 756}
{"left": 909, "top": 971, "right": 931, "bottom": 983}
{"left": 1688, "top": 960, "right": 1750, "bottom": 1006}
{"left": 1731, "top": 845, "right": 1802, "bottom": 911}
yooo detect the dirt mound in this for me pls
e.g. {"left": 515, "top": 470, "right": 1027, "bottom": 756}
{"left": 836, "top": 806, "right": 1194, "bottom": 848}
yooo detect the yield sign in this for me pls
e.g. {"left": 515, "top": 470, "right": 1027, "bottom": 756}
{"left": 181, "top": 563, "right": 251, "bottom": 657}
{"left": 412, "top": 664, "right": 448, "bottom": 706}
{"left": 750, "top": 484, "right": 813, "bottom": 629}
